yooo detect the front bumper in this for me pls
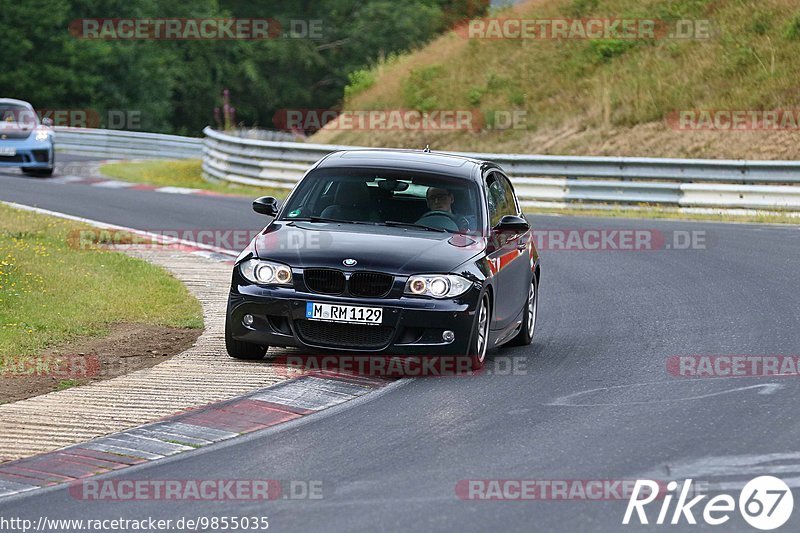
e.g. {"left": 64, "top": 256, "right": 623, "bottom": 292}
{"left": 0, "top": 138, "right": 54, "bottom": 169}
{"left": 227, "top": 286, "right": 481, "bottom": 355}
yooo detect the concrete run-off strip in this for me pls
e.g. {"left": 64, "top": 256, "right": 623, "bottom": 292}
{"left": 0, "top": 246, "right": 384, "bottom": 464}
{"left": 0, "top": 374, "right": 386, "bottom": 498}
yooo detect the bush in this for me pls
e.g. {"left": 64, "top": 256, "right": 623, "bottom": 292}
{"left": 403, "top": 65, "right": 444, "bottom": 111}
{"left": 344, "top": 69, "right": 377, "bottom": 101}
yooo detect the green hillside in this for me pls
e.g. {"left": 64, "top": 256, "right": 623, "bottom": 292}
{"left": 311, "top": 0, "right": 800, "bottom": 159}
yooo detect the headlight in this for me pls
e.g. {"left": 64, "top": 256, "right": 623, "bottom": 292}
{"left": 35, "top": 130, "right": 51, "bottom": 142}
{"left": 404, "top": 274, "right": 472, "bottom": 299}
{"left": 239, "top": 258, "right": 293, "bottom": 286}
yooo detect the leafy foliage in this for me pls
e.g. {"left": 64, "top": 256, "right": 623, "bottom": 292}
{"left": 0, "top": 0, "right": 488, "bottom": 134}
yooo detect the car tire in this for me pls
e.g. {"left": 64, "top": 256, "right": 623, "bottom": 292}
{"left": 466, "top": 293, "right": 491, "bottom": 370}
{"left": 225, "top": 317, "right": 268, "bottom": 360}
{"left": 508, "top": 276, "right": 537, "bottom": 346}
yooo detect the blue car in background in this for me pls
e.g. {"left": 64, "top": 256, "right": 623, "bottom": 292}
{"left": 0, "top": 98, "right": 55, "bottom": 177}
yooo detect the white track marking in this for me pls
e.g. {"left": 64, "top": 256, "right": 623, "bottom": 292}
{"left": 548, "top": 381, "right": 785, "bottom": 407}
{"left": 636, "top": 452, "right": 800, "bottom": 490}
{"left": 154, "top": 186, "right": 201, "bottom": 194}
{"left": 92, "top": 180, "right": 137, "bottom": 189}
{"left": 1, "top": 200, "right": 238, "bottom": 257}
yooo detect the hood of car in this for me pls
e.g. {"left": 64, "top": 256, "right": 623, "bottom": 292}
{"left": 254, "top": 221, "right": 484, "bottom": 275}
{"left": 0, "top": 124, "right": 33, "bottom": 140}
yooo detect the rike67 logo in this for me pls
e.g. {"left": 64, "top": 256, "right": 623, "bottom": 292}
{"left": 624, "top": 477, "right": 793, "bottom": 530}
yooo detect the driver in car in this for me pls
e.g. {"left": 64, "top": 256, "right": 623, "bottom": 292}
{"left": 416, "top": 187, "right": 469, "bottom": 232}
{"left": 427, "top": 187, "right": 454, "bottom": 212}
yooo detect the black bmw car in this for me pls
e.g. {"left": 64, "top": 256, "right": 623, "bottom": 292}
{"left": 226, "top": 149, "right": 540, "bottom": 369}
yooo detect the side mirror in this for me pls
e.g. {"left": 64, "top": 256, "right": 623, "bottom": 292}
{"left": 493, "top": 214, "right": 530, "bottom": 233}
{"left": 41, "top": 118, "right": 54, "bottom": 127}
{"left": 253, "top": 196, "right": 279, "bottom": 216}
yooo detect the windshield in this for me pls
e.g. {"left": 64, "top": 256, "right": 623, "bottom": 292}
{"left": 280, "top": 169, "right": 483, "bottom": 234}
{"left": 0, "top": 104, "right": 39, "bottom": 128}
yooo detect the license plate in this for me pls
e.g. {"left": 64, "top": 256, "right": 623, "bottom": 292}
{"left": 306, "top": 302, "right": 383, "bottom": 325}
{"left": 0, "top": 147, "right": 15, "bottom": 156}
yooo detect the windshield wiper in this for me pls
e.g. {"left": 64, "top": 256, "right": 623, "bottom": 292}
{"left": 290, "top": 216, "right": 375, "bottom": 225}
{"left": 291, "top": 217, "right": 448, "bottom": 232}
{"left": 381, "top": 221, "right": 448, "bottom": 233}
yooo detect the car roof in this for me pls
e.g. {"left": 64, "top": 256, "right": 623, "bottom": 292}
{"left": 315, "top": 149, "right": 499, "bottom": 181}
{"left": 0, "top": 98, "right": 34, "bottom": 109}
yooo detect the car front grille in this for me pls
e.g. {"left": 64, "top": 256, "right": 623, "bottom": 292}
{"left": 0, "top": 155, "right": 24, "bottom": 163}
{"left": 32, "top": 150, "right": 49, "bottom": 163}
{"left": 304, "top": 269, "right": 345, "bottom": 294}
{"left": 304, "top": 269, "right": 395, "bottom": 297}
{"left": 349, "top": 272, "right": 393, "bottom": 297}
{"left": 295, "top": 320, "right": 394, "bottom": 349}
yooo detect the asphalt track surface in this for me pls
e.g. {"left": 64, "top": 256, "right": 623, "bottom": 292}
{"left": 2, "top": 159, "right": 800, "bottom": 532}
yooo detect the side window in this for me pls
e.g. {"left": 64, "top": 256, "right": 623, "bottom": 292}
{"left": 486, "top": 172, "right": 515, "bottom": 227}
{"left": 499, "top": 174, "right": 519, "bottom": 216}
{"left": 486, "top": 174, "right": 504, "bottom": 227}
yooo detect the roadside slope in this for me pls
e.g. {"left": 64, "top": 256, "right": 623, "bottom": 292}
{"left": 311, "top": 0, "right": 800, "bottom": 159}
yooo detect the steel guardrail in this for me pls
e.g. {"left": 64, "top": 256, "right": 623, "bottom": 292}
{"left": 201, "top": 127, "right": 800, "bottom": 210}
{"left": 54, "top": 126, "right": 800, "bottom": 210}
{"left": 55, "top": 126, "right": 203, "bottom": 159}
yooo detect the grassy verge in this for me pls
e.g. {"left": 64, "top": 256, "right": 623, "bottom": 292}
{"left": 99, "top": 159, "right": 289, "bottom": 199}
{"left": 0, "top": 203, "right": 203, "bottom": 366}
{"left": 525, "top": 205, "right": 800, "bottom": 225}
{"left": 311, "top": 0, "right": 800, "bottom": 160}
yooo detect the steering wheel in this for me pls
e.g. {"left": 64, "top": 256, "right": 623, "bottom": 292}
{"left": 416, "top": 211, "right": 469, "bottom": 231}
